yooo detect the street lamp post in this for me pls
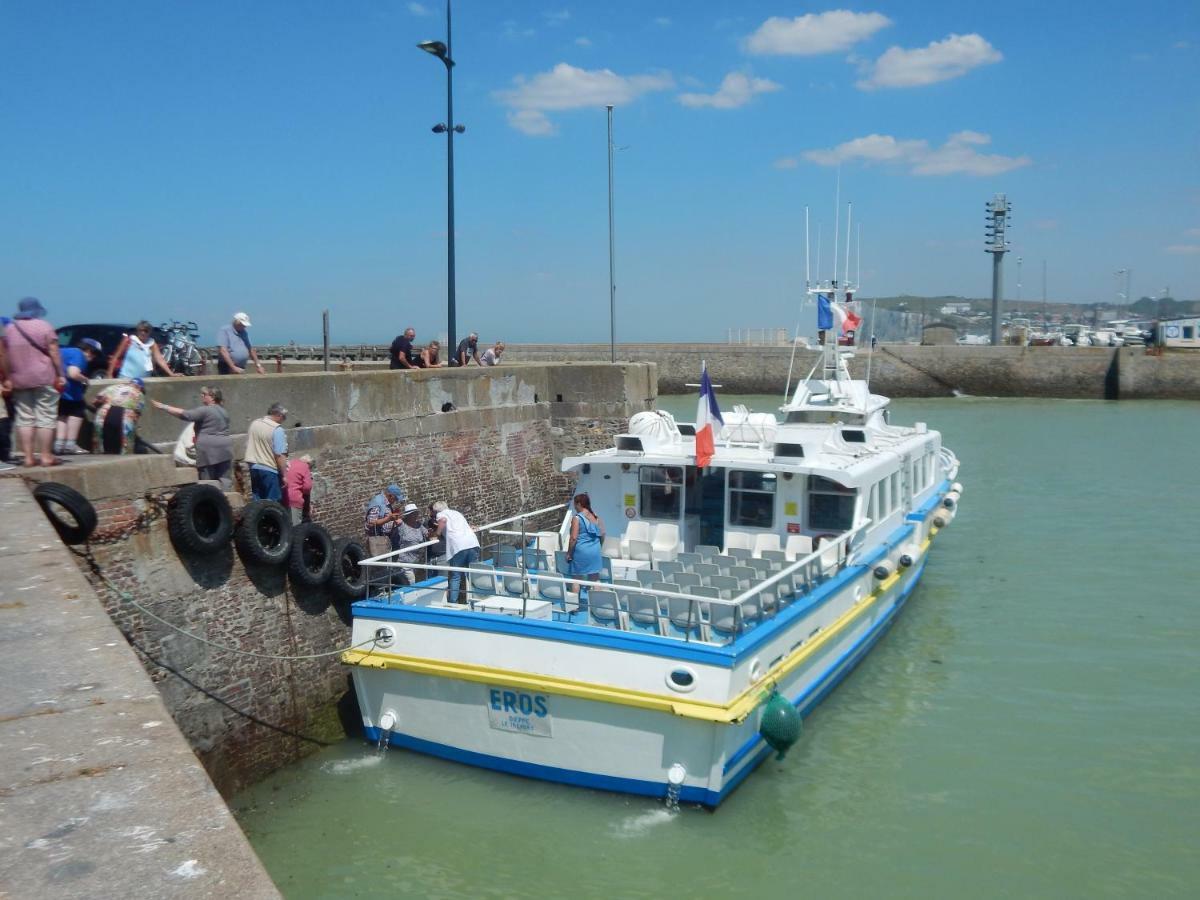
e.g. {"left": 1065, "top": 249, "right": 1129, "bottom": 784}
{"left": 418, "top": 0, "right": 465, "bottom": 359}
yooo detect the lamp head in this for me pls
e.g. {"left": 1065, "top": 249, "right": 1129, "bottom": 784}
{"left": 417, "top": 40, "right": 448, "bottom": 59}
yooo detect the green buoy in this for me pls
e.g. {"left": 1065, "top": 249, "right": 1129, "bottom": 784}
{"left": 758, "top": 689, "right": 803, "bottom": 760}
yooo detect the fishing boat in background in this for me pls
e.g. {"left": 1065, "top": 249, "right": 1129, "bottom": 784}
{"left": 343, "top": 216, "right": 964, "bottom": 808}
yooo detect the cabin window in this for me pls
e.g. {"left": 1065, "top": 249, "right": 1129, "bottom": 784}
{"left": 1185, "top": 326, "right": 1195, "bottom": 340}
{"left": 867, "top": 482, "right": 880, "bottom": 524}
{"left": 808, "top": 476, "right": 856, "bottom": 532}
{"left": 639, "top": 466, "right": 682, "bottom": 520}
{"left": 728, "top": 470, "right": 777, "bottom": 528}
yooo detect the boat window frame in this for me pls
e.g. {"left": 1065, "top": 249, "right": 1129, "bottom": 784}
{"left": 727, "top": 469, "right": 778, "bottom": 529}
{"left": 807, "top": 475, "right": 857, "bottom": 532}
{"left": 638, "top": 465, "right": 683, "bottom": 521}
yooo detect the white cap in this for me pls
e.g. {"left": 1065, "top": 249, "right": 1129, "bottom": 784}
{"left": 402, "top": 503, "right": 420, "bottom": 515}
{"left": 233, "top": 312, "right": 252, "bottom": 327}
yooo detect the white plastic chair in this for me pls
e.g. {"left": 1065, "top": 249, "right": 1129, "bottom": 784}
{"left": 620, "top": 521, "right": 652, "bottom": 557}
{"left": 752, "top": 533, "right": 781, "bottom": 557}
{"left": 627, "top": 539, "right": 653, "bottom": 563}
{"left": 650, "top": 522, "right": 680, "bottom": 562}
{"left": 602, "top": 535, "right": 622, "bottom": 559}
{"left": 784, "top": 534, "right": 813, "bottom": 561}
{"left": 724, "top": 531, "right": 755, "bottom": 554}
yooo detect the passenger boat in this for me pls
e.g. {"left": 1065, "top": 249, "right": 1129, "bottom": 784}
{"left": 344, "top": 288, "right": 963, "bottom": 809}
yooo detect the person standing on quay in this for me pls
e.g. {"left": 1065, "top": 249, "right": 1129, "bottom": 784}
{"left": 284, "top": 454, "right": 314, "bottom": 524}
{"left": 3, "top": 298, "right": 66, "bottom": 468}
{"left": 217, "top": 312, "right": 266, "bottom": 375}
{"left": 152, "top": 386, "right": 234, "bottom": 488}
{"left": 108, "top": 320, "right": 178, "bottom": 379}
{"left": 245, "top": 402, "right": 288, "bottom": 500}
{"left": 433, "top": 501, "right": 480, "bottom": 605}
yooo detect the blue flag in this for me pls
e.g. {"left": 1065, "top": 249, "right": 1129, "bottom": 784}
{"left": 817, "top": 294, "right": 833, "bottom": 330}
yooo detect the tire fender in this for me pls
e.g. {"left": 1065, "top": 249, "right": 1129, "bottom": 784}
{"left": 167, "top": 483, "right": 234, "bottom": 555}
{"left": 32, "top": 482, "right": 98, "bottom": 545}
{"left": 235, "top": 500, "right": 293, "bottom": 565}
{"left": 329, "top": 537, "right": 368, "bottom": 600}
{"left": 289, "top": 522, "right": 335, "bottom": 586}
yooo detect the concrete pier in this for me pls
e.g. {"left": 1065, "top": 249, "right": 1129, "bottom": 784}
{"left": 0, "top": 478, "right": 279, "bottom": 898}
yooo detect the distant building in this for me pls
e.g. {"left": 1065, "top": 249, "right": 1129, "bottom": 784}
{"left": 1158, "top": 317, "right": 1200, "bottom": 349}
{"left": 922, "top": 323, "right": 957, "bottom": 345}
{"left": 940, "top": 302, "right": 972, "bottom": 315}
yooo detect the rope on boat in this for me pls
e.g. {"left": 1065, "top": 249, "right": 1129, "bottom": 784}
{"left": 75, "top": 549, "right": 382, "bottom": 661}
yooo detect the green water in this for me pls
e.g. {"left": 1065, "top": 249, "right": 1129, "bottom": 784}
{"left": 233, "top": 398, "right": 1200, "bottom": 898}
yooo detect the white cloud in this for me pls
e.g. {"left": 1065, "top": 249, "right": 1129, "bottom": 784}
{"left": 1165, "top": 244, "right": 1200, "bottom": 255}
{"left": 803, "top": 131, "right": 1031, "bottom": 176}
{"left": 574, "top": 36, "right": 591, "bottom": 47}
{"left": 1185, "top": 227, "right": 1200, "bottom": 238}
{"left": 773, "top": 156, "right": 800, "bottom": 170}
{"left": 654, "top": 17, "right": 672, "bottom": 27}
{"left": 857, "top": 33, "right": 1002, "bottom": 89}
{"left": 495, "top": 63, "right": 675, "bottom": 135}
{"left": 743, "top": 11, "right": 891, "bottom": 56}
{"left": 678, "top": 72, "right": 781, "bottom": 109}
{"left": 407, "top": 2, "right": 430, "bottom": 16}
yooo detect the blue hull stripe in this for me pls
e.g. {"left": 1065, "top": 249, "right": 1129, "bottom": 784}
{"left": 365, "top": 558, "right": 927, "bottom": 809}
{"left": 722, "top": 558, "right": 926, "bottom": 777}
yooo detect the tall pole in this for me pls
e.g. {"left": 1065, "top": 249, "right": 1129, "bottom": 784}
{"left": 985, "top": 193, "right": 1010, "bottom": 345}
{"left": 1126, "top": 268, "right": 1132, "bottom": 309}
{"left": 1041, "top": 259, "right": 1047, "bottom": 324}
{"left": 1017, "top": 256, "right": 1023, "bottom": 302}
{"left": 607, "top": 104, "right": 616, "bottom": 363}
{"left": 445, "top": 0, "right": 457, "bottom": 359}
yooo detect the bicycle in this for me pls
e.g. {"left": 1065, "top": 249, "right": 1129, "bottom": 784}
{"left": 158, "top": 321, "right": 208, "bottom": 376}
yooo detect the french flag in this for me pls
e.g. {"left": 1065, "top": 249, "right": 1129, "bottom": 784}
{"left": 695, "top": 363, "right": 724, "bottom": 469}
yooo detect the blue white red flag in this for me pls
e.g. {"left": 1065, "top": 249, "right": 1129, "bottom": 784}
{"left": 817, "top": 294, "right": 834, "bottom": 331}
{"left": 695, "top": 363, "right": 724, "bottom": 469}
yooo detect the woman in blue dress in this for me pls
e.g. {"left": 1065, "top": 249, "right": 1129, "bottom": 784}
{"left": 566, "top": 492, "right": 605, "bottom": 596}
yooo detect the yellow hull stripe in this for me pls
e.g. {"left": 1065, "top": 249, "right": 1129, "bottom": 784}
{"left": 344, "top": 534, "right": 934, "bottom": 724}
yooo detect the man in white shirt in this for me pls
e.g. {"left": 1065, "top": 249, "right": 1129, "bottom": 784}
{"left": 433, "top": 500, "right": 480, "bottom": 604}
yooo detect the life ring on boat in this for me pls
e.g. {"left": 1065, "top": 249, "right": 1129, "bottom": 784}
{"left": 32, "top": 482, "right": 97, "bottom": 545}
{"left": 288, "top": 522, "right": 335, "bottom": 586}
{"left": 329, "top": 537, "right": 368, "bottom": 600}
{"left": 234, "top": 500, "right": 293, "bottom": 565}
{"left": 167, "top": 483, "right": 233, "bottom": 555}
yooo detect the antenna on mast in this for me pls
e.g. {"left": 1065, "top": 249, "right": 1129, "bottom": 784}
{"left": 815, "top": 224, "right": 822, "bottom": 285}
{"left": 844, "top": 202, "right": 853, "bottom": 290}
{"left": 832, "top": 168, "right": 841, "bottom": 288}
{"left": 856, "top": 223, "right": 862, "bottom": 291}
{"left": 804, "top": 206, "right": 810, "bottom": 287}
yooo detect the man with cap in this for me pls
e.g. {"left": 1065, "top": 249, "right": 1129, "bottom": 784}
{"left": 364, "top": 484, "right": 406, "bottom": 558}
{"left": 55, "top": 337, "right": 102, "bottom": 455}
{"left": 391, "top": 502, "right": 429, "bottom": 585}
{"left": 244, "top": 402, "right": 288, "bottom": 500}
{"left": 216, "top": 312, "right": 265, "bottom": 375}
{"left": 3, "top": 298, "right": 66, "bottom": 467}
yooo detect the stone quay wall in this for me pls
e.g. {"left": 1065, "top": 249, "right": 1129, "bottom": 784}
{"left": 45, "top": 363, "right": 654, "bottom": 796}
{"left": 502, "top": 343, "right": 1200, "bottom": 400}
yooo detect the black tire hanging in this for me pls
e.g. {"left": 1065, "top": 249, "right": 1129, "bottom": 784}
{"left": 32, "top": 482, "right": 98, "bottom": 545}
{"left": 329, "top": 537, "right": 368, "bottom": 600}
{"left": 235, "top": 500, "right": 293, "bottom": 565}
{"left": 288, "top": 523, "right": 335, "bottom": 586}
{"left": 167, "top": 483, "right": 234, "bottom": 554}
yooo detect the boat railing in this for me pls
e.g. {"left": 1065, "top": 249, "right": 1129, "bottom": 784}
{"left": 358, "top": 512, "right": 872, "bottom": 647}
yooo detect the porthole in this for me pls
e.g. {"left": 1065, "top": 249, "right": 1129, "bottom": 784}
{"left": 666, "top": 667, "right": 698, "bottom": 693}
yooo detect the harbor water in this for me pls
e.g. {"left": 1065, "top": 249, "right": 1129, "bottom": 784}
{"left": 232, "top": 397, "right": 1199, "bottom": 898}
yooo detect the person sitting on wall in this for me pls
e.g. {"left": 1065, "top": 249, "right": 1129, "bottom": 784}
{"left": 452, "top": 332, "right": 480, "bottom": 367}
{"left": 364, "top": 484, "right": 406, "bottom": 558}
{"left": 391, "top": 503, "right": 429, "bottom": 585}
{"left": 433, "top": 500, "right": 480, "bottom": 605}
{"left": 480, "top": 341, "right": 505, "bottom": 367}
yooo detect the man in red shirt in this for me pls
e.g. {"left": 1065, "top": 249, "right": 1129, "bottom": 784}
{"left": 2, "top": 298, "right": 66, "bottom": 467}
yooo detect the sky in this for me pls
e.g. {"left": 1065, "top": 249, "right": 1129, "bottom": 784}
{"left": 2, "top": 1, "right": 1197, "bottom": 344}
